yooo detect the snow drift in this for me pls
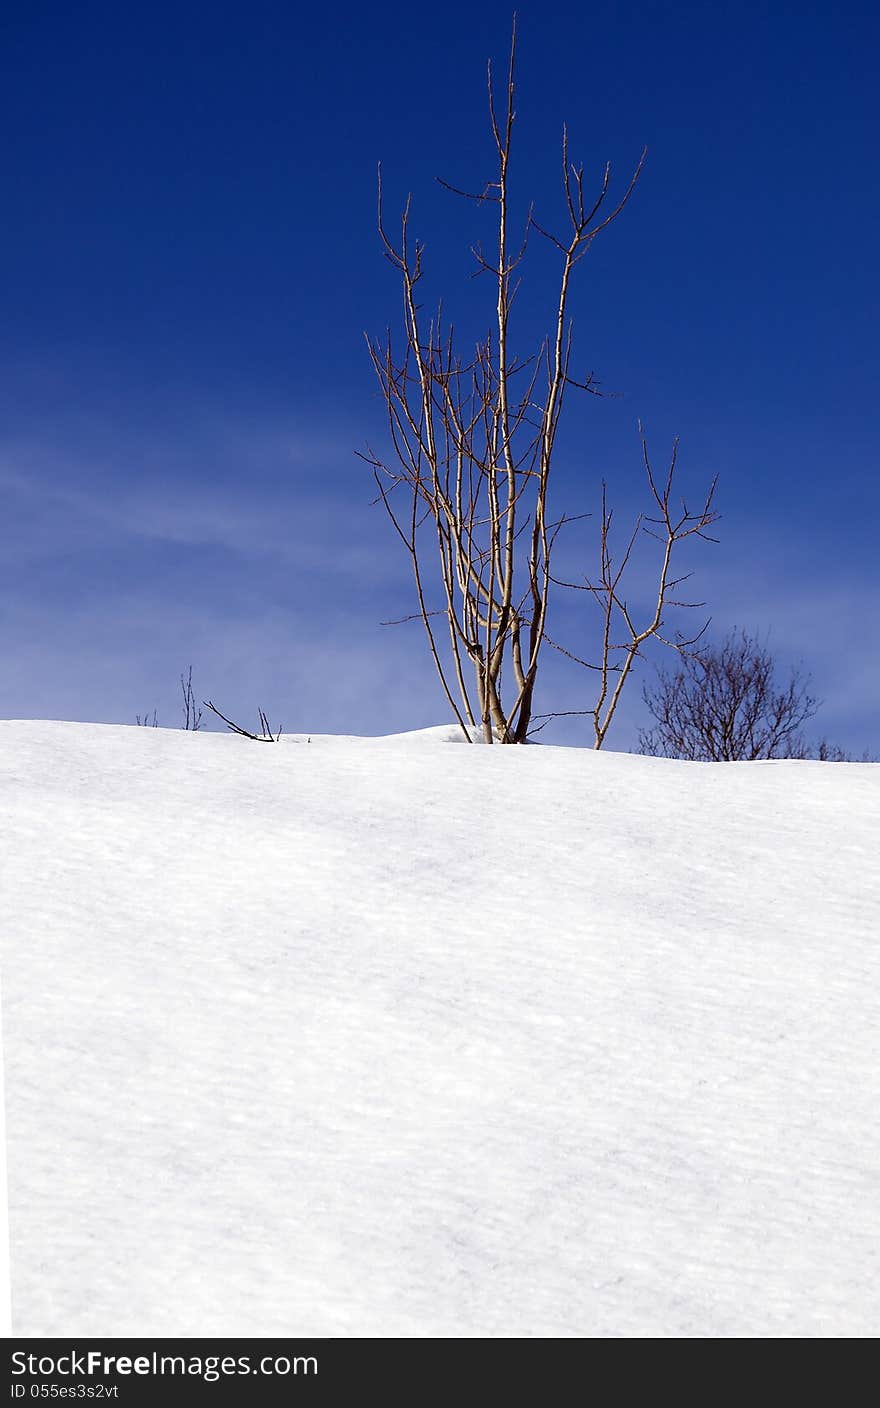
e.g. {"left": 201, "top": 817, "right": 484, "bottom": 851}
{"left": 1, "top": 720, "right": 878, "bottom": 1337}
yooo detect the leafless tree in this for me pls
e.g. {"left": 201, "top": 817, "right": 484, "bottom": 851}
{"left": 135, "top": 709, "right": 158, "bottom": 728}
{"left": 637, "top": 629, "right": 820, "bottom": 761}
{"left": 815, "top": 739, "right": 878, "bottom": 763}
{"left": 364, "top": 19, "right": 717, "bottom": 744}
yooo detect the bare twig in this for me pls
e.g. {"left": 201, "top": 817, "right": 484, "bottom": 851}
{"left": 575, "top": 429, "right": 720, "bottom": 748}
{"left": 203, "top": 700, "right": 283, "bottom": 743}
{"left": 180, "top": 665, "right": 202, "bottom": 731}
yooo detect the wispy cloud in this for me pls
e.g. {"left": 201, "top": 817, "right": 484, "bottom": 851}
{"left": 0, "top": 424, "right": 396, "bottom": 577}
{"left": 0, "top": 408, "right": 441, "bottom": 735}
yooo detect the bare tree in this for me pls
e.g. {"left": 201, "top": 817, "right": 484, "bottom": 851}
{"left": 637, "top": 629, "right": 820, "bottom": 761}
{"left": 364, "top": 19, "right": 717, "bottom": 744}
{"left": 135, "top": 709, "right": 159, "bottom": 728}
{"left": 815, "top": 739, "right": 878, "bottom": 763}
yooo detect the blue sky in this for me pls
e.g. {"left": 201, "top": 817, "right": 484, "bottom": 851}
{"left": 2, "top": 0, "right": 877, "bottom": 749}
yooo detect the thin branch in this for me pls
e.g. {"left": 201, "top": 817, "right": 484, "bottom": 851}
{"left": 203, "top": 701, "right": 284, "bottom": 743}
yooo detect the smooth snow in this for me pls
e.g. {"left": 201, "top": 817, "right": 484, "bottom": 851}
{"left": 1, "top": 720, "right": 878, "bottom": 1338}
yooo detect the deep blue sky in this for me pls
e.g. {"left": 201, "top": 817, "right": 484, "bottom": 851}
{"left": 2, "top": 0, "right": 877, "bottom": 749}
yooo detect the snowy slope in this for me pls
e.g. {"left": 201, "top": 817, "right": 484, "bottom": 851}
{"left": 1, "top": 720, "right": 878, "bottom": 1338}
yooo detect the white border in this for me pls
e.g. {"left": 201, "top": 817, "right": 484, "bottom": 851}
{"left": 0, "top": 969, "right": 11, "bottom": 1334}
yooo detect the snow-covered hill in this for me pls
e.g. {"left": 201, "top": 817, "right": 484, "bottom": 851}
{"left": 1, "top": 720, "right": 878, "bottom": 1338}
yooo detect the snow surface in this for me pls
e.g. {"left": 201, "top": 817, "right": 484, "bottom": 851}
{"left": 1, "top": 719, "right": 879, "bottom": 1338}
